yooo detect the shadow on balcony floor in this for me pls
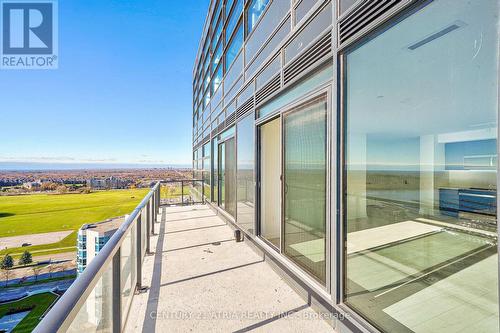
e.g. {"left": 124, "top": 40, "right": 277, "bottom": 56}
{"left": 125, "top": 204, "right": 334, "bottom": 333}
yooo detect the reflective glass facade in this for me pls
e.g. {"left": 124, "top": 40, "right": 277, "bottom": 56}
{"left": 192, "top": 1, "right": 500, "bottom": 332}
{"left": 344, "top": 1, "right": 499, "bottom": 331}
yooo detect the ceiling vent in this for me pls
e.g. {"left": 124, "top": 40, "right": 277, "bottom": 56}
{"left": 407, "top": 21, "right": 466, "bottom": 50}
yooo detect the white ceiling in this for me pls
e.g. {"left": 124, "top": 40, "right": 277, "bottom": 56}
{"left": 346, "top": 0, "right": 498, "bottom": 139}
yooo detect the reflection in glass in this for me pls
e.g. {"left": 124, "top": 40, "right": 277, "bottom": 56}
{"left": 247, "top": 0, "right": 269, "bottom": 35}
{"left": 226, "top": 0, "right": 243, "bottom": 44}
{"left": 203, "top": 142, "right": 211, "bottom": 200}
{"left": 237, "top": 113, "right": 255, "bottom": 234}
{"left": 66, "top": 263, "right": 113, "bottom": 333}
{"left": 218, "top": 137, "right": 237, "bottom": 217}
{"left": 226, "top": 23, "right": 243, "bottom": 70}
{"left": 120, "top": 224, "right": 136, "bottom": 324}
{"left": 213, "top": 41, "right": 222, "bottom": 72}
{"left": 213, "top": 65, "right": 222, "bottom": 94}
{"left": 344, "top": 1, "right": 499, "bottom": 332}
{"left": 284, "top": 96, "right": 327, "bottom": 284}
{"left": 212, "top": 137, "right": 219, "bottom": 203}
{"left": 260, "top": 117, "right": 281, "bottom": 248}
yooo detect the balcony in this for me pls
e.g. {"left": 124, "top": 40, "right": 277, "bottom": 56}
{"left": 33, "top": 183, "right": 335, "bottom": 333}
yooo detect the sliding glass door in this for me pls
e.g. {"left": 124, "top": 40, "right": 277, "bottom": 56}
{"left": 259, "top": 117, "right": 281, "bottom": 249}
{"left": 218, "top": 136, "right": 236, "bottom": 217}
{"left": 258, "top": 94, "right": 328, "bottom": 284}
{"left": 283, "top": 96, "right": 327, "bottom": 284}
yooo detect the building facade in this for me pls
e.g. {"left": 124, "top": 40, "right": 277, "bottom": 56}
{"left": 76, "top": 217, "right": 124, "bottom": 329}
{"left": 86, "top": 176, "right": 130, "bottom": 190}
{"left": 77, "top": 217, "right": 123, "bottom": 275}
{"left": 192, "top": 0, "right": 499, "bottom": 332}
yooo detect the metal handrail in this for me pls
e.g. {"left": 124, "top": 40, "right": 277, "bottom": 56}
{"left": 34, "top": 182, "right": 161, "bottom": 333}
{"left": 160, "top": 179, "right": 206, "bottom": 205}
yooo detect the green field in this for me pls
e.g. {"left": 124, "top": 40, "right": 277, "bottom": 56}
{"left": 0, "top": 292, "right": 57, "bottom": 332}
{"left": 0, "top": 189, "right": 148, "bottom": 257}
{"left": 160, "top": 184, "right": 191, "bottom": 198}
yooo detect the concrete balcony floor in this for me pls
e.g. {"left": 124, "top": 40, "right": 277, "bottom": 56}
{"left": 125, "top": 204, "right": 334, "bottom": 332}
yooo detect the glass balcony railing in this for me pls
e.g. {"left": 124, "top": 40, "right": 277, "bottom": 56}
{"left": 33, "top": 183, "right": 161, "bottom": 333}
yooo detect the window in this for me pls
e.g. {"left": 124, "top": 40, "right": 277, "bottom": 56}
{"left": 203, "top": 142, "right": 211, "bottom": 200}
{"left": 213, "top": 64, "right": 223, "bottom": 94}
{"left": 226, "top": 23, "right": 243, "bottom": 70}
{"left": 213, "top": 41, "right": 222, "bottom": 72}
{"left": 237, "top": 113, "right": 255, "bottom": 234}
{"left": 247, "top": 0, "right": 269, "bottom": 35}
{"left": 344, "top": 0, "right": 499, "bottom": 331}
{"left": 226, "top": 0, "right": 243, "bottom": 44}
{"left": 212, "top": 17, "right": 223, "bottom": 50}
{"left": 212, "top": 137, "right": 219, "bottom": 203}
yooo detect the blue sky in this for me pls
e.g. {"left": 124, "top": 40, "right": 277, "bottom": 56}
{"left": 0, "top": 0, "right": 209, "bottom": 166}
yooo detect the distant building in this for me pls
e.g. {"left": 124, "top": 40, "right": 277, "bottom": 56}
{"left": 76, "top": 217, "right": 124, "bottom": 327}
{"left": 86, "top": 176, "right": 129, "bottom": 190}
{"left": 77, "top": 217, "right": 124, "bottom": 275}
{"left": 23, "top": 181, "right": 42, "bottom": 190}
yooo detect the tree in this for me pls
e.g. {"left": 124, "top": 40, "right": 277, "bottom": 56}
{"left": 32, "top": 266, "right": 42, "bottom": 281}
{"left": 0, "top": 254, "right": 14, "bottom": 270}
{"left": 56, "top": 185, "right": 68, "bottom": 194}
{"left": 18, "top": 251, "right": 32, "bottom": 266}
{"left": 47, "top": 261, "right": 54, "bottom": 278}
{"left": 40, "top": 182, "right": 57, "bottom": 191}
{"left": 1, "top": 269, "right": 10, "bottom": 287}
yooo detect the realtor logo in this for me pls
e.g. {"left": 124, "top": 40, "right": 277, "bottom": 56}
{"left": 1, "top": 0, "right": 58, "bottom": 69}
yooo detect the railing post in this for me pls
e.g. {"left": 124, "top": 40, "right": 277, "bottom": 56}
{"left": 146, "top": 204, "right": 151, "bottom": 253}
{"left": 181, "top": 181, "right": 184, "bottom": 206}
{"left": 136, "top": 215, "right": 142, "bottom": 290}
{"left": 112, "top": 249, "right": 121, "bottom": 333}
{"left": 150, "top": 200, "right": 155, "bottom": 235}
{"left": 156, "top": 186, "right": 160, "bottom": 213}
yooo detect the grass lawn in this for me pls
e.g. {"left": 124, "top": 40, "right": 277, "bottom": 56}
{"left": 0, "top": 189, "right": 148, "bottom": 256}
{"left": 0, "top": 292, "right": 57, "bottom": 333}
{"left": 160, "top": 184, "right": 192, "bottom": 199}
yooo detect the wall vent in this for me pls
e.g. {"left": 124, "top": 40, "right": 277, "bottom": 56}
{"left": 202, "top": 134, "right": 210, "bottom": 145}
{"left": 236, "top": 98, "right": 254, "bottom": 120}
{"left": 225, "top": 111, "right": 236, "bottom": 127}
{"left": 255, "top": 75, "right": 281, "bottom": 106}
{"left": 283, "top": 31, "right": 332, "bottom": 86}
{"left": 339, "top": 0, "right": 403, "bottom": 46}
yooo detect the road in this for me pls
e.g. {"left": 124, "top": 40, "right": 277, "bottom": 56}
{"left": 0, "top": 272, "right": 75, "bottom": 303}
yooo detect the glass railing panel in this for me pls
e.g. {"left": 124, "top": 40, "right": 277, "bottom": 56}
{"left": 140, "top": 211, "right": 147, "bottom": 258}
{"left": 66, "top": 263, "right": 113, "bottom": 333}
{"left": 120, "top": 223, "right": 136, "bottom": 324}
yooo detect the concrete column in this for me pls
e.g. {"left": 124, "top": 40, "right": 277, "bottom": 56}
{"left": 419, "top": 134, "right": 445, "bottom": 215}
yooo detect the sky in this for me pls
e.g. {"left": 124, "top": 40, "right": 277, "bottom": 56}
{"left": 0, "top": 0, "right": 210, "bottom": 167}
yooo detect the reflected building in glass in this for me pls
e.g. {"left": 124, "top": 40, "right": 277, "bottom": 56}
{"left": 192, "top": 0, "right": 499, "bottom": 332}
